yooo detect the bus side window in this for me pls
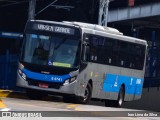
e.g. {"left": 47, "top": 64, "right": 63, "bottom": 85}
{"left": 127, "top": 43, "right": 134, "bottom": 69}
{"left": 134, "top": 45, "right": 145, "bottom": 70}
{"left": 89, "top": 36, "right": 98, "bottom": 62}
{"left": 104, "top": 38, "right": 113, "bottom": 65}
{"left": 90, "top": 46, "right": 97, "bottom": 61}
{"left": 140, "top": 45, "right": 146, "bottom": 70}
{"left": 97, "top": 37, "right": 105, "bottom": 64}
{"left": 119, "top": 41, "right": 128, "bottom": 67}
{"left": 112, "top": 40, "right": 120, "bottom": 66}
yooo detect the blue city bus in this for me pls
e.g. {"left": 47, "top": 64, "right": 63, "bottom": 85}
{"left": 17, "top": 20, "right": 148, "bottom": 107}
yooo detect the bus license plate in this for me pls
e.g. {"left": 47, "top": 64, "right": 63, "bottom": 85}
{"left": 39, "top": 83, "right": 49, "bottom": 88}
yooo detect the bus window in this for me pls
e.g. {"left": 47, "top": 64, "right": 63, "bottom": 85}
{"left": 89, "top": 36, "right": 98, "bottom": 62}
{"left": 119, "top": 41, "right": 128, "bottom": 67}
{"left": 104, "top": 38, "right": 113, "bottom": 65}
{"left": 111, "top": 40, "right": 120, "bottom": 66}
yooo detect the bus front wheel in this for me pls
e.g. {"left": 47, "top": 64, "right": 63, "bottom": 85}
{"left": 76, "top": 83, "right": 92, "bottom": 104}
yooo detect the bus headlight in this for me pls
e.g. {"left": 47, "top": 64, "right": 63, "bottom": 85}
{"left": 18, "top": 69, "right": 26, "bottom": 80}
{"left": 18, "top": 63, "right": 24, "bottom": 69}
{"left": 18, "top": 69, "right": 22, "bottom": 75}
{"left": 22, "top": 73, "right": 26, "bottom": 80}
{"left": 63, "top": 79, "right": 70, "bottom": 85}
{"left": 63, "top": 76, "right": 77, "bottom": 85}
{"left": 70, "top": 77, "right": 76, "bottom": 83}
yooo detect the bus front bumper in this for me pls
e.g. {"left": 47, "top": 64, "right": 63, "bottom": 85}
{"left": 16, "top": 72, "right": 77, "bottom": 95}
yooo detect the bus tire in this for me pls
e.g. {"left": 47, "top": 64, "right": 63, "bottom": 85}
{"left": 76, "top": 83, "right": 92, "bottom": 104}
{"left": 26, "top": 89, "right": 46, "bottom": 100}
{"left": 115, "top": 86, "right": 125, "bottom": 107}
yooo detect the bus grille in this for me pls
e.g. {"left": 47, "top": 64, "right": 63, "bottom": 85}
{"left": 27, "top": 78, "right": 63, "bottom": 89}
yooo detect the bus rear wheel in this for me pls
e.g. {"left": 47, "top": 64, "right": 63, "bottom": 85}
{"left": 116, "top": 86, "right": 125, "bottom": 107}
{"left": 76, "top": 83, "right": 92, "bottom": 104}
{"left": 105, "top": 86, "right": 124, "bottom": 107}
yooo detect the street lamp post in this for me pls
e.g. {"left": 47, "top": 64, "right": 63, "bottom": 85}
{"left": 105, "top": 0, "right": 110, "bottom": 26}
{"left": 28, "top": 0, "right": 36, "bottom": 20}
{"left": 98, "top": 0, "right": 110, "bottom": 27}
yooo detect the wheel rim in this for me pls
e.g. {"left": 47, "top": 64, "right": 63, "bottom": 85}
{"left": 118, "top": 94, "right": 123, "bottom": 106}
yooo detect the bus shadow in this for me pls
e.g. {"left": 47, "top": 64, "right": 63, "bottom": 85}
{"left": 43, "top": 95, "right": 63, "bottom": 102}
{"left": 11, "top": 91, "right": 160, "bottom": 112}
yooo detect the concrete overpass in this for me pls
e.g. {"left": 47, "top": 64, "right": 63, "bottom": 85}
{"left": 108, "top": 1, "right": 160, "bottom": 29}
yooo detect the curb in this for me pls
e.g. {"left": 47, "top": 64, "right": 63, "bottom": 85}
{"left": 0, "top": 90, "right": 27, "bottom": 99}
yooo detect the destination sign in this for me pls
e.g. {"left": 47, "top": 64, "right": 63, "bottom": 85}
{"left": 33, "top": 24, "right": 75, "bottom": 35}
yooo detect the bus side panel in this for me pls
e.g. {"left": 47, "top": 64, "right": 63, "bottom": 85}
{"left": 103, "top": 74, "right": 144, "bottom": 101}
{"left": 75, "top": 63, "right": 98, "bottom": 98}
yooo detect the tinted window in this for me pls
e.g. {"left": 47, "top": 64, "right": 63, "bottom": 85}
{"left": 85, "top": 33, "right": 146, "bottom": 70}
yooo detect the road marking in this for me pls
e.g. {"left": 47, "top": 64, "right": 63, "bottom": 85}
{"left": 74, "top": 107, "right": 81, "bottom": 111}
{"left": 0, "top": 99, "right": 7, "bottom": 109}
{"left": 67, "top": 104, "right": 79, "bottom": 110}
{"left": 6, "top": 101, "right": 70, "bottom": 111}
{"left": 0, "top": 108, "right": 10, "bottom": 111}
{"left": 0, "top": 90, "right": 12, "bottom": 98}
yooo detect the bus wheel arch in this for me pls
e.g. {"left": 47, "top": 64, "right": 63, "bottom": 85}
{"left": 105, "top": 84, "right": 125, "bottom": 108}
{"left": 76, "top": 80, "right": 92, "bottom": 104}
{"left": 88, "top": 79, "right": 93, "bottom": 90}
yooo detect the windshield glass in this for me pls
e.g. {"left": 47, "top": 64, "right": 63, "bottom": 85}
{"left": 21, "top": 34, "right": 80, "bottom": 68}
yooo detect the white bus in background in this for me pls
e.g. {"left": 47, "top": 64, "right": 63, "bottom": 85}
{"left": 17, "top": 20, "right": 148, "bottom": 107}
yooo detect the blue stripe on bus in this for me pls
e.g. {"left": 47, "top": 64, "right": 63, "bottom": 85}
{"left": 22, "top": 68, "right": 70, "bottom": 83}
{"left": 103, "top": 74, "right": 143, "bottom": 95}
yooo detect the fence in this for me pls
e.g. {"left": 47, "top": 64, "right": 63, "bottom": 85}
{"left": 0, "top": 50, "right": 20, "bottom": 91}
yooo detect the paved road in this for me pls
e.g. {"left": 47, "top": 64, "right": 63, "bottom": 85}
{"left": 0, "top": 96, "right": 159, "bottom": 120}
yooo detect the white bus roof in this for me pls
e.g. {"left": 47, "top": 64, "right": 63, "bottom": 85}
{"left": 62, "top": 21, "right": 147, "bottom": 46}
{"left": 30, "top": 20, "right": 147, "bottom": 46}
{"left": 30, "top": 20, "right": 122, "bottom": 35}
{"left": 63, "top": 21, "right": 123, "bottom": 35}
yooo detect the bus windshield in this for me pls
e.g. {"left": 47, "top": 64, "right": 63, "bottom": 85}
{"left": 21, "top": 34, "right": 80, "bottom": 68}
